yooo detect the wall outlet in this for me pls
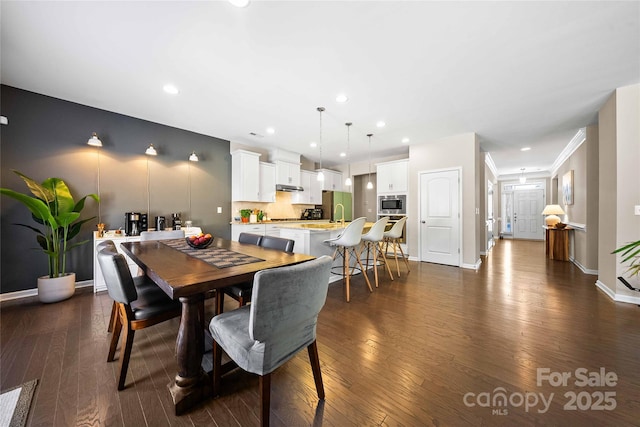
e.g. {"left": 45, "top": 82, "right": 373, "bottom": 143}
{"left": 217, "top": 207, "right": 222, "bottom": 214}
{"left": 635, "top": 205, "right": 640, "bottom": 216}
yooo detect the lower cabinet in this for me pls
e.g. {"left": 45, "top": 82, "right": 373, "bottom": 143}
{"left": 231, "top": 223, "right": 282, "bottom": 241}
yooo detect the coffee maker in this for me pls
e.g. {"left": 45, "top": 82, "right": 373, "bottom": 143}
{"left": 171, "top": 213, "right": 182, "bottom": 230}
{"left": 125, "top": 212, "right": 142, "bottom": 236}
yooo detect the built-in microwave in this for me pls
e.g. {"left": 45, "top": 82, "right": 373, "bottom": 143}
{"left": 379, "top": 194, "right": 407, "bottom": 215}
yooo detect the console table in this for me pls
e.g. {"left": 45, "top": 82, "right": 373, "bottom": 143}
{"left": 544, "top": 226, "right": 573, "bottom": 261}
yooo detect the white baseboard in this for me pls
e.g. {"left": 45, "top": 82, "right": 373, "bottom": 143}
{"left": 462, "top": 259, "right": 482, "bottom": 270}
{"left": 595, "top": 280, "right": 640, "bottom": 305}
{"left": 570, "top": 258, "right": 598, "bottom": 275}
{"left": 0, "top": 280, "right": 94, "bottom": 303}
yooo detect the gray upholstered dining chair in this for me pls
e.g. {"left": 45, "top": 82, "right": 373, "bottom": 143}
{"left": 209, "top": 255, "right": 332, "bottom": 427}
{"left": 97, "top": 241, "right": 181, "bottom": 390}
{"left": 220, "top": 233, "right": 295, "bottom": 312}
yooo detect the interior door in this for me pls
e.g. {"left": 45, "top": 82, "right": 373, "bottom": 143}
{"left": 513, "top": 189, "right": 544, "bottom": 240}
{"left": 419, "top": 169, "right": 460, "bottom": 266}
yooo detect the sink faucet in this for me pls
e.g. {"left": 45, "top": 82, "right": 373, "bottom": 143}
{"left": 335, "top": 203, "right": 345, "bottom": 227}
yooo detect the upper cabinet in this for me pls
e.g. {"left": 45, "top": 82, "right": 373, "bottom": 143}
{"left": 377, "top": 159, "right": 408, "bottom": 194}
{"left": 259, "top": 162, "right": 276, "bottom": 203}
{"left": 275, "top": 160, "right": 301, "bottom": 186}
{"left": 318, "top": 169, "right": 344, "bottom": 192}
{"left": 293, "top": 170, "right": 322, "bottom": 205}
{"left": 231, "top": 150, "right": 260, "bottom": 202}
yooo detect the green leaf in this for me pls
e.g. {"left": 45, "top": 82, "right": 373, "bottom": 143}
{"left": 12, "top": 170, "right": 54, "bottom": 202}
{"left": 0, "top": 188, "right": 57, "bottom": 227}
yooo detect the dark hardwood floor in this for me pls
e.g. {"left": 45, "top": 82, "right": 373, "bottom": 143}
{"left": 2, "top": 239, "right": 639, "bottom": 426}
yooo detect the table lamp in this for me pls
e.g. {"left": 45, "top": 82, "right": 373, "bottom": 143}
{"left": 542, "top": 204, "right": 565, "bottom": 227}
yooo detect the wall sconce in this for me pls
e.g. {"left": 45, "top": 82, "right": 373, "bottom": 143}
{"left": 542, "top": 204, "right": 565, "bottom": 227}
{"left": 188, "top": 152, "right": 198, "bottom": 221}
{"left": 145, "top": 144, "right": 157, "bottom": 156}
{"left": 189, "top": 151, "right": 199, "bottom": 162}
{"left": 87, "top": 132, "right": 102, "bottom": 224}
{"left": 87, "top": 132, "right": 102, "bottom": 147}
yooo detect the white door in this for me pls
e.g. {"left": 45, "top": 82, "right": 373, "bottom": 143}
{"left": 513, "top": 189, "right": 544, "bottom": 240}
{"left": 419, "top": 169, "right": 461, "bottom": 266}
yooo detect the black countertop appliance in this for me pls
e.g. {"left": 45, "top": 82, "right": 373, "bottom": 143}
{"left": 301, "top": 208, "right": 323, "bottom": 220}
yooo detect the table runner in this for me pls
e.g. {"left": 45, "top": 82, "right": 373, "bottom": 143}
{"left": 162, "top": 239, "right": 264, "bottom": 268}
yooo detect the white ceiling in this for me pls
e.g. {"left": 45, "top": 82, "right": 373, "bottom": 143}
{"left": 2, "top": 1, "right": 638, "bottom": 177}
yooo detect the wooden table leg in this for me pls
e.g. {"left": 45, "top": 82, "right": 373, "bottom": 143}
{"left": 169, "top": 294, "right": 211, "bottom": 415}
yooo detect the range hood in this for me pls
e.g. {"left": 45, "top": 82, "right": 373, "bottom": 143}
{"left": 276, "top": 184, "right": 304, "bottom": 192}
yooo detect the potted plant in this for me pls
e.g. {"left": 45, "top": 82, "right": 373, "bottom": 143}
{"left": 613, "top": 240, "right": 640, "bottom": 277}
{"left": 240, "top": 209, "right": 252, "bottom": 223}
{"left": 1, "top": 170, "right": 99, "bottom": 303}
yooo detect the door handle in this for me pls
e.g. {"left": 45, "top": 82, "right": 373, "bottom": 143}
{"left": 421, "top": 220, "right": 426, "bottom": 224}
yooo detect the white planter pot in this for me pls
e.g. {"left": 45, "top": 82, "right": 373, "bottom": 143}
{"left": 37, "top": 272, "right": 76, "bottom": 303}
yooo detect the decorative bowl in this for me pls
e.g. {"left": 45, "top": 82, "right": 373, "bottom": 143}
{"left": 186, "top": 235, "right": 213, "bottom": 249}
{"left": 555, "top": 223, "right": 567, "bottom": 229}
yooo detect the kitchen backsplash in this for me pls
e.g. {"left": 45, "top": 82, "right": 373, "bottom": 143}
{"left": 231, "top": 191, "right": 315, "bottom": 220}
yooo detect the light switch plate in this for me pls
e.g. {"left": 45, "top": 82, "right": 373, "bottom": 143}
{"left": 635, "top": 205, "right": 640, "bottom": 216}
{"left": 217, "top": 207, "right": 222, "bottom": 214}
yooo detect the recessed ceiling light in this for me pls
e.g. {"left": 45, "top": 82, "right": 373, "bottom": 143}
{"left": 521, "top": 147, "right": 531, "bottom": 151}
{"left": 340, "top": 152, "right": 346, "bottom": 157}
{"left": 310, "top": 142, "right": 317, "bottom": 148}
{"left": 336, "top": 94, "right": 348, "bottom": 103}
{"left": 266, "top": 127, "right": 275, "bottom": 135}
{"left": 376, "top": 121, "right": 386, "bottom": 128}
{"left": 163, "top": 84, "right": 179, "bottom": 95}
{"left": 401, "top": 138, "right": 410, "bottom": 143}
{"left": 229, "top": 0, "right": 250, "bottom": 7}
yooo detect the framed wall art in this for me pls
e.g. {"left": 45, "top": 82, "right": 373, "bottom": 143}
{"left": 562, "top": 170, "right": 574, "bottom": 205}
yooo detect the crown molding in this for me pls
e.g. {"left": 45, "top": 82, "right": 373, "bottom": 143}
{"left": 550, "top": 128, "right": 586, "bottom": 177}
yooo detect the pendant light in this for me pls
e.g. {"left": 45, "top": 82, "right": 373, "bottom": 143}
{"left": 519, "top": 168, "right": 526, "bottom": 184}
{"left": 316, "top": 107, "right": 325, "bottom": 181}
{"left": 344, "top": 122, "right": 352, "bottom": 186}
{"left": 366, "top": 133, "right": 374, "bottom": 190}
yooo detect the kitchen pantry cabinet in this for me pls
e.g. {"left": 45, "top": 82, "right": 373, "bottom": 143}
{"left": 376, "top": 159, "right": 408, "bottom": 194}
{"left": 292, "top": 170, "right": 322, "bottom": 205}
{"left": 275, "top": 160, "right": 301, "bottom": 186}
{"left": 259, "top": 162, "right": 276, "bottom": 203}
{"left": 231, "top": 150, "right": 261, "bottom": 201}
{"left": 317, "top": 169, "right": 343, "bottom": 192}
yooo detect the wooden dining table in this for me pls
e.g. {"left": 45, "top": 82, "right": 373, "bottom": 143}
{"left": 120, "top": 237, "right": 314, "bottom": 415}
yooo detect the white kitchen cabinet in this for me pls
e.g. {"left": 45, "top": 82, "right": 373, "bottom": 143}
{"left": 259, "top": 162, "right": 276, "bottom": 203}
{"left": 231, "top": 150, "right": 261, "bottom": 202}
{"left": 231, "top": 223, "right": 282, "bottom": 241}
{"left": 275, "top": 160, "right": 300, "bottom": 186}
{"left": 293, "top": 170, "right": 322, "bottom": 204}
{"left": 93, "top": 232, "right": 141, "bottom": 293}
{"left": 317, "top": 169, "right": 343, "bottom": 192}
{"left": 264, "top": 224, "right": 281, "bottom": 237}
{"left": 376, "top": 159, "right": 408, "bottom": 194}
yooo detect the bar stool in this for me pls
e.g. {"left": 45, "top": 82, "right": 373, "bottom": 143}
{"left": 359, "top": 216, "right": 394, "bottom": 287}
{"left": 383, "top": 216, "right": 410, "bottom": 276}
{"left": 323, "top": 217, "right": 373, "bottom": 302}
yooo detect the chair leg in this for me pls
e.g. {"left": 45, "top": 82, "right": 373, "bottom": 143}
{"left": 107, "top": 305, "right": 123, "bottom": 362}
{"left": 107, "top": 301, "right": 117, "bottom": 333}
{"left": 117, "top": 323, "right": 135, "bottom": 390}
{"left": 307, "top": 340, "right": 325, "bottom": 400}
{"left": 354, "top": 250, "right": 373, "bottom": 293}
{"left": 397, "top": 239, "right": 411, "bottom": 272}
{"left": 392, "top": 240, "right": 401, "bottom": 276}
{"left": 212, "top": 339, "right": 222, "bottom": 396}
{"left": 377, "top": 242, "right": 394, "bottom": 281}
{"left": 259, "top": 373, "right": 271, "bottom": 427}
{"left": 371, "top": 242, "right": 379, "bottom": 288}
{"left": 344, "top": 247, "right": 350, "bottom": 302}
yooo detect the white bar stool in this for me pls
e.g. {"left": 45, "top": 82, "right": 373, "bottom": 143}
{"left": 323, "top": 217, "right": 373, "bottom": 302}
{"left": 383, "top": 216, "right": 410, "bottom": 276}
{"left": 359, "top": 216, "right": 394, "bottom": 287}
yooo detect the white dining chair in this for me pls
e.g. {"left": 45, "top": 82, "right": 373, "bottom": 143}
{"left": 383, "top": 216, "right": 410, "bottom": 276}
{"left": 360, "top": 216, "right": 394, "bottom": 287}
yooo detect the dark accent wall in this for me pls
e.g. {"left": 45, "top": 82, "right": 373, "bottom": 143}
{"left": 1, "top": 85, "right": 231, "bottom": 293}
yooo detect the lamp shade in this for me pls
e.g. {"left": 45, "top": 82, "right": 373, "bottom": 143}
{"left": 542, "top": 204, "right": 565, "bottom": 226}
